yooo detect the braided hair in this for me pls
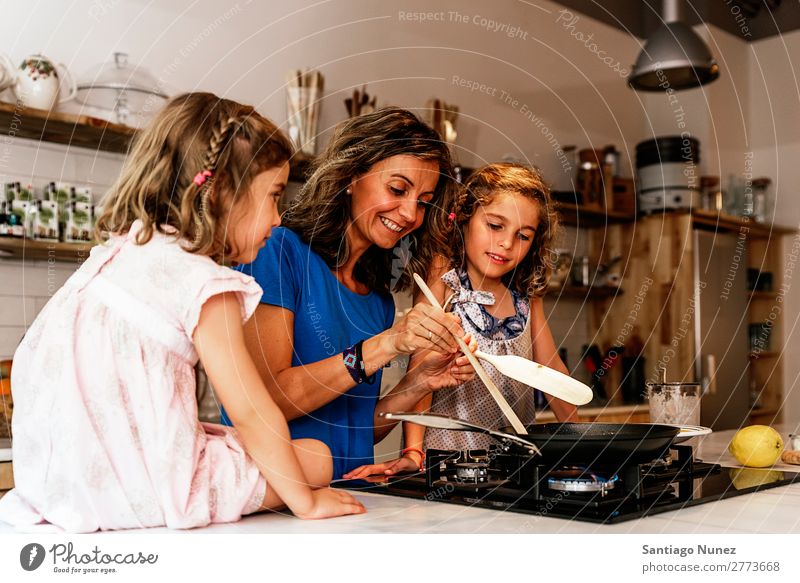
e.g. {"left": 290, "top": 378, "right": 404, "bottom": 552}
{"left": 96, "top": 92, "right": 292, "bottom": 263}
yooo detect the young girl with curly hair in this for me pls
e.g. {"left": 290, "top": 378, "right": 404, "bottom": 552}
{"left": 346, "top": 163, "right": 578, "bottom": 477}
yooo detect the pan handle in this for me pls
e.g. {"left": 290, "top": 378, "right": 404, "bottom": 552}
{"left": 701, "top": 354, "right": 717, "bottom": 396}
{"left": 382, "top": 412, "right": 540, "bottom": 455}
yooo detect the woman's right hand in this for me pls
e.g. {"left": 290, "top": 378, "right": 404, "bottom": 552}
{"left": 388, "top": 303, "right": 464, "bottom": 355}
{"left": 294, "top": 488, "right": 366, "bottom": 520}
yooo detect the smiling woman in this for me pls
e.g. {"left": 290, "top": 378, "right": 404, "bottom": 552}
{"left": 228, "top": 108, "right": 479, "bottom": 479}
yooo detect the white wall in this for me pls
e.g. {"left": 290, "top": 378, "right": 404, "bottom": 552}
{"left": 0, "top": 138, "right": 123, "bottom": 357}
{"left": 747, "top": 29, "right": 800, "bottom": 430}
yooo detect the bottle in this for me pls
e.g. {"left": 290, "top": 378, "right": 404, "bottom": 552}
{"left": 700, "top": 176, "right": 720, "bottom": 211}
{"left": 7, "top": 211, "right": 23, "bottom": 238}
{"left": 0, "top": 201, "right": 8, "bottom": 237}
{"left": 752, "top": 177, "right": 771, "bottom": 223}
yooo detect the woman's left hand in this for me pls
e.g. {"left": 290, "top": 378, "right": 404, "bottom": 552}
{"left": 410, "top": 334, "right": 478, "bottom": 391}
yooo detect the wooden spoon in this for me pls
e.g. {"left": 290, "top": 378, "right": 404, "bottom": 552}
{"left": 473, "top": 350, "right": 593, "bottom": 406}
{"left": 413, "top": 273, "right": 527, "bottom": 434}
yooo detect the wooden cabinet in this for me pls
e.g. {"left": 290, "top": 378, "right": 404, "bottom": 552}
{"left": 544, "top": 202, "right": 640, "bottom": 413}
{"left": 745, "top": 230, "right": 787, "bottom": 425}
{"left": 591, "top": 209, "right": 795, "bottom": 428}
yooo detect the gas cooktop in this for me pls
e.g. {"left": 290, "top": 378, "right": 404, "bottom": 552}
{"left": 333, "top": 445, "right": 800, "bottom": 523}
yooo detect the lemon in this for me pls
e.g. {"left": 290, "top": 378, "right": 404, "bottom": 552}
{"left": 728, "top": 425, "right": 784, "bottom": 467}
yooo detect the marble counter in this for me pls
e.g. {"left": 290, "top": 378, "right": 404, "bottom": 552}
{"left": 2, "top": 425, "right": 799, "bottom": 534}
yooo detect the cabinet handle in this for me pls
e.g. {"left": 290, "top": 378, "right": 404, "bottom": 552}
{"left": 702, "top": 354, "right": 717, "bottom": 396}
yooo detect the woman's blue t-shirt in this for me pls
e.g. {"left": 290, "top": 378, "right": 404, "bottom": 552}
{"left": 224, "top": 227, "right": 395, "bottom": 479}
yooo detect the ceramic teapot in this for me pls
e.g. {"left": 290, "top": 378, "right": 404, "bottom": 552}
{"left": 0, "top": 53, "right": 77, "bottom": 111}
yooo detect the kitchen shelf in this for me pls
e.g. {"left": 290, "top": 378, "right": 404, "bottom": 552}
{"left": 536, "top": 403, "right": 649, "bottom": 423}
{"left": 0, "top": 237, "right": 93, "bottom": 263}
{"left": 0, "top": 101, "right": 135, "bottom": 154}
{"left": 749, "top": 406, "right": 782, "bottom": 424}
{"left": 748, "top": 290, "right": 778, "bottom": 300}
{"left": 750, "top": 406, "right": 780, "bottom": 416}
{"left": 690, "top": 209, "right": 795, "bottom": 238}
{"left": 547, "top": 285, "right": 623, "bottom": 299}
{"left": 555, "top": 201, "right": 636, "bottom": 227}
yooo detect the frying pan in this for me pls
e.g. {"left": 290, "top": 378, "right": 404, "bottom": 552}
{"left": 384, "top": 412, "right": 680, "bottom": 467}
{"left": 501, "top": 422, "right": 681, "bottom": 467}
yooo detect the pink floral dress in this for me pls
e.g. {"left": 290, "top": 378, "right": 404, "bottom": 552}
{"left": 0, "top": 221, "right": 267, "bottom": 532}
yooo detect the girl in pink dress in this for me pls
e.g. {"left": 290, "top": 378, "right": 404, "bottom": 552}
{"left": 0, "top": 92, "right": 365, "bottom": 532}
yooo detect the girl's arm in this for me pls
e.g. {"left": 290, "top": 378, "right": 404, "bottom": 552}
{"left": 401, "top": 391, "right": 432, "bottom": 468}
{"left": 243, "top": 300, "right": 465, "bottom": 421}
{"left": 529, "top": 297, "right": 579, "bottom": 422}
{"left": 194, "top": 293, "right": 364, "bottom": 519}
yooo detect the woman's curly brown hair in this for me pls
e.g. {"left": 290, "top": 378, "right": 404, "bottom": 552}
{"left": 95, "top": 92, "right": 292, "bottom": 263}
{"left": 450, "top": 163, "right": 559, "bottom": 297}
{"left": 281, "top": 107, "right": 455, "bottom": 294}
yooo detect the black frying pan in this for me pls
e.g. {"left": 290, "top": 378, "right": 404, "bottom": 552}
{"left": 382, "top": 413, "right": 679, "bottom": 468}
{"left": 502, "top": 422, "right": 680, "bottom": 467}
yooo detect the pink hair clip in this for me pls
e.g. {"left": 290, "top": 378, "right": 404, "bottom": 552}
{"left": 193, "top": 170, "right": 212, "bottom": 186}
{"left": 448, "top": 212, "right": 456, "bottom": 222}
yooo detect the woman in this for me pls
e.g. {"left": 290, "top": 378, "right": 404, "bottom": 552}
{"left": 228, "top": 108, "right": 476, "bottom": 479}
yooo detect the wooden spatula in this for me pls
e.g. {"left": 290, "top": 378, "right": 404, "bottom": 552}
{"left": 473, "top": 350, "right": 593, "bottom": 406}
{"left": 413, "top": 273, "right": 527, "bottom": 434}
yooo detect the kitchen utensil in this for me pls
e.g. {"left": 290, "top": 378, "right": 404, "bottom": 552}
{"left": 581, "top": 343, "right": 607, "bottom": 402}
{"left": 472, "top": 350, "right": 593, "bottom": 406}
{"left": 571, "top": 256, "right": 591, "bottom": 286}
{"left": 0, "top": 53, "right": 77, "bottom": 111}
{"left": 501, "top": 421, "right": 681, "bottom": 466}
{"left": 381, "top": 412, "right": 539, "bottom": 454}
{"left": 636, "top": 136, "right": 702, "bottom": 213}
{"left": 576, "top": 149, "right": 604, "bottom": 208}
{"left": 413, "top": 273, "right": 528, "bottom": 434}
{"left": 548, "top": 249, "right": 572, "bottom": 289}
{"left": 670, "top": 424, "right": 712, "bottom": 443}
{"left": 286, "top": 68, "right": 323, "bottom": 155}
{"left": 393, "top": 410, "right": 680, "bottom": 466}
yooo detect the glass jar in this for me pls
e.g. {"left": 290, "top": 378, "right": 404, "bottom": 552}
{"left": 646, "top": 382, "right": 701, "bottom": 426}
{"left": 752, "top": 177, "right": 771, "bottom": 223}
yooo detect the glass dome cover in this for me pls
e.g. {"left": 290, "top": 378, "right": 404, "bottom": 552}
{"left": 76, "top": 52, "right": 167, "bottom": 124}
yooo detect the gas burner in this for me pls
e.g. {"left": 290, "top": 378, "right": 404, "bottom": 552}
{"left": 643, "top": 453, "right": 673, "bottom": 470}
{"left": 433, "top": 449, "right": 494, "bottom": 485}
{"left": 453, "top": 462, "right": 489, "bottom": 484}
{"left": 547, "top": 468, "right": 619, "bottom": 497}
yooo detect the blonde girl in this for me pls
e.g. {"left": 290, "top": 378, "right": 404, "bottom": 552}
{"left": 0, "top": 93, "right": 364, "bottom": 532}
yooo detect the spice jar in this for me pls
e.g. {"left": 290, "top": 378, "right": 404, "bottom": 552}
{"left": 752, "top": 177, "right": 771, "bottom": 223}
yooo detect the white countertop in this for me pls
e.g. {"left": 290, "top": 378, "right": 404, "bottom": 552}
{"left": 2, "top": 425, "right": 799, "bottom": 534}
